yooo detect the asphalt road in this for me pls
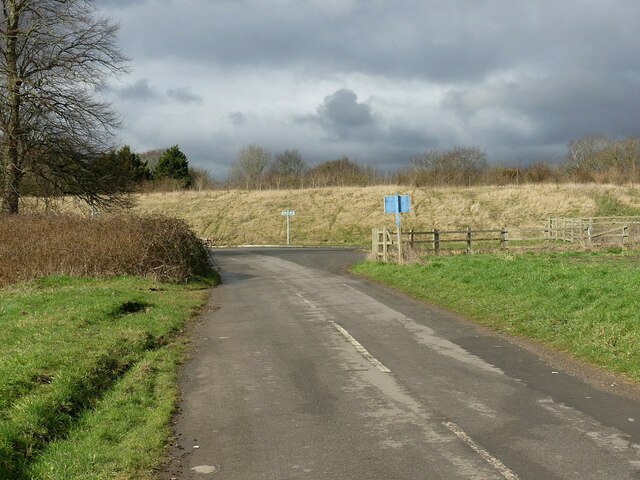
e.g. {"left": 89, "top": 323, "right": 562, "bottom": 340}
{"left": 167, "top": 248, "right": 640, "bottom": 479}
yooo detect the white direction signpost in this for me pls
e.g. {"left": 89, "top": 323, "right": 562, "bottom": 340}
{"left": 281, "top": 209, "right": 295, "bottom": 245}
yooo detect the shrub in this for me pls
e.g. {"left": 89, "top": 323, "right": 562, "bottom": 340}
{"left": 0, "top": 214, "right": 211, "bottom": 287}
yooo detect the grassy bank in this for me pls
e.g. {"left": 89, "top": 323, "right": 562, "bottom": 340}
{"left": 353, "top": 250, "right": 640, "bottom": 382}
{"left": 22, "top": 184, "right": 640, "bottom": 246}
{"left": 129, "top": 184, "right": 640, "bottom": 245}
{"left": 0, "top": 275, "right": 212, "bottom": 479}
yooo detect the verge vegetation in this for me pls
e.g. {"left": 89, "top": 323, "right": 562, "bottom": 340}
{"left": 0, "top": 214, "right": 211, "bottom": 287}
{"left": 352, "top": 250, "right": 640, "bottom": 383}
{"left": 0, "top": 214, "right": 216, "bottom": 479}
{"left": 0, "top": 275, "right": 210, "bottom": 479}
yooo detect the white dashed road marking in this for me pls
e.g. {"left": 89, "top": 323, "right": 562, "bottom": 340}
{"left": 329, "top": 320, "right": 391, "bottom": 373}
{"left": 293, "top": 290, "right": 390, "bottom": 373}
{"left": 443, "top": 420, "right": 520, "bottom": 480}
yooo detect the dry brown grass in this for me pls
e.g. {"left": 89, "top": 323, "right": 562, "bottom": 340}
{"left": 124, "top": 184, "right": 640, "bottom": 245}
{"left": 0, "top": 215, "right": 211, "bottom": 287}
{"left": 19, "top": 183, "right": 640, "bottom": 245}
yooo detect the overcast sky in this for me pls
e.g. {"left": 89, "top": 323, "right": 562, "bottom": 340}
{"left": 97, "top": 0, "right": 640, "bottom": 178}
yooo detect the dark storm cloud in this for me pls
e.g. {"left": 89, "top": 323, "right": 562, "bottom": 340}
{"left": 319, "top": 89, "right": 374, "bottom": 128}
{"left": 313, "top": 89, "right": 378, "bottom": 140}
{"left": 111, "top": 1, "right": 640, "bottom": 83}
{"left": 303, "top": 88, "right": 438, "bottom": 156}
{"left": 444, "top": 69, "right": 640, "bottom": 147}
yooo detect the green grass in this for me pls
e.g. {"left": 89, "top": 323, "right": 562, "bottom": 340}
{"left": 353, "top": 251, "right": 640, "bottom": 382}
{"left": 0, "top": 275, "right": 214, "bottom": 479}
{"left": 594, "top": 192, "right": 640, "bottom": 216}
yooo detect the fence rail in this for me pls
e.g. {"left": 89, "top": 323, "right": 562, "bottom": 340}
{"left": 373, "top": 227, "right": 508, "bottom": 261}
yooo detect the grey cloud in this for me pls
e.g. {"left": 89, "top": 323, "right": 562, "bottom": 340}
{"left": 319, "top": 89, "right": 374, "bottom": 128}
{"left": 314, "top": 89, "right": 378, "bottom": 140}
{"left": 443, "top": 69, "right": 640, "bottom": 149}
{"left": 117, "top": 79, "right": 159, "bottom": 102}
{"left": 299, "top": 89, "right": 438, "bottom": 161}
{"left": 227, "top": 112, "right": 246, "bottom": 126}
{"left": 167, "top": 87, "right": 203, "bottom": 104}
{"left": 386, "top": 124, "right": 439, "bottom": 151}
{"left": 109, "top": 1, "right": 640, "bottom": 84}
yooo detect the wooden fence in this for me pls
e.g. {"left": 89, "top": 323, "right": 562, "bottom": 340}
{"left": 545, "top": 217, "right": 639, "bottom": 246}
{"left": 372, "top": 216, "right": 640, "bottom": 262}
{"left": 372, "top": 227, "right": 508, "bottom": 261}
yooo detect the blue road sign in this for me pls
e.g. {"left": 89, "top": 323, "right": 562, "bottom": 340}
{"left": 384, "top": 195, "right": 410, "bottom": 214}
{"left": 385, "top": 194, "right": 411, "bottom": 229}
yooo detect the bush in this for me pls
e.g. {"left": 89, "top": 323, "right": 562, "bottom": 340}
{"left": 0, "top": 214, "right": 211, "bottom": 287}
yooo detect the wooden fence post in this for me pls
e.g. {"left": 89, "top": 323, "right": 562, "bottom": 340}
{"left": 382, "top": 227, "right": 388, "bottom": 263}
{"left": 409, "top": 229, "right": 414, "bottom": 249}
{"left": 466, "top": 226, "right": 472, "bottom": 254}
{"left": 579, "top": 218, "right": 584, "bottom": 239}
{"left": 623, "top": 225, "right": 629, "bottom": 246}
{"left": 372, "top": 228, "right": 377, "bottom": 258}
{"left": 433, "top": 229, "right": 440, "bottom": 255}
{"left": 500, "top": 228, "right": 509, "bottom": 249}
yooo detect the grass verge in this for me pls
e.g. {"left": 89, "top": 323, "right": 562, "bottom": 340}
{"left": 352, "top": 250, "right": 640, "bottom": 382}
{"left": 0, "top": 274, "right": 216, "bottom": 479}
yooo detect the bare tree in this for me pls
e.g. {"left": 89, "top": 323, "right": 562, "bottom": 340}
{"left": 605, "top": 138, "right": 640, "bottom": 187}
{"left": 229, "top": 144, "right": 272, "bottom": 190}
{"left": 410, "top": 147, "right": 487, "bottom": 186}
{"left": 189, "top": 166, "right": 216, "bottom": 191}
{"left": 447, "top": 146, "right": 488, "bottom": 186}
{"left": 0, "top": 0, "right": 127, "bottom": 214}
{"left": 622, "top": 138, "right": 640, "bottom": 188}
{"left": 305, "top": 156, "right": 378, "bottom": 187}
{"left": 565, "top": 134, "right": 611, "bottom": 182}
{"left": 267, "top": 149, "right": 306, "bottom": 189}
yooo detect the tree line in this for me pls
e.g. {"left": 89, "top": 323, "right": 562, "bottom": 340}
{"left": 222, "top": 136, "right": 640, "bottom": 190}
{"left": 33, "top": 134, "right": 637, "bottom": 200}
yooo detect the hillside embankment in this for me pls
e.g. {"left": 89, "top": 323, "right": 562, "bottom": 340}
{"left": 129, "top": 184, "right": 640, "bottom": 245}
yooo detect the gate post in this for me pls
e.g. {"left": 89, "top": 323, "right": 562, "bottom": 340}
{"left": 500, "top": 228, "right": 509, "bottom": 249}
{"left": 382, "top": 227, "right": 388, "bottom": 263}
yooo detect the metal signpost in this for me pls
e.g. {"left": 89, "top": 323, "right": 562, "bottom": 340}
{"left": 384, "top": 194, "right": 410, "bottom": 262}
{"left": 281, "top": 209, "right": 295, "bottom": 245}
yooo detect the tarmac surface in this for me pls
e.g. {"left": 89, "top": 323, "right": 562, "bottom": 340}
{"left": 165, "top": 248, "right": 640, "bottom": 479}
